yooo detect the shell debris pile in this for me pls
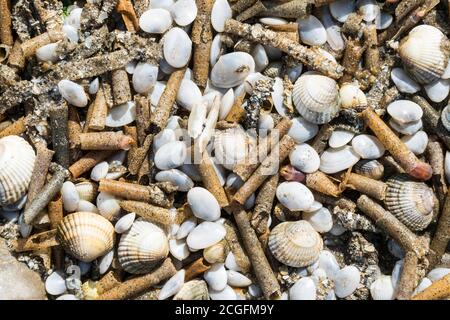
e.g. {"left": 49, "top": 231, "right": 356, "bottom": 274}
{"left": 2, "top": 0, "right": 450, "bottom": 301}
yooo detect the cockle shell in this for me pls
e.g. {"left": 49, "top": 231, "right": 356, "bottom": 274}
{"left": 163, "top": 27, "right": 192, "bottom": 68}
{"left": 276, "top": 182, "right": 314, "bottom": 211}
{"left": 319, "top": 146, "right": 360, "bottom": 174}
{"left": 169, "top": 0, "right": 197, "bottom": 26}
{"left": 187, "top": 187, "right": 221, "bottom": 221}
{"left": 398, "top": 25, "right": 450, "bottom": 84}
{"left": 211, "top": 0, "right": 232, "bottom": 32}
{"left": 75, "top": 181, "right": 97, "bottom": 203}
{"left": 155, "top": 169, "right": 194, "bottom": 192}
{"left": 384, "top": 174, "right": 434, "bottom": 231}
{"left": 58, "top": 80, "right": 88, "bottom": 107}
{"left": 351, "top": 134, "right": 385, "bottom": 159}
{"left": 118, "top": 219, "right": 169, "bottom": 274}
{"left": 173, "top": 280, "right": 209, "bottom": 300}
{"left": 292, "top": 72, "right": 340, "bottom": 124}
{"left": 211, "top": 52, "right": 255, "bottom": 88}
{"left": 354, "top": 159, "right": 384, "bottom": 180}
{"left": 339, "top": 83, "right": 367, "bottom": 109}
{"left": 57, "top": 212, "right": 115, "bottom": 262}
{"left": 268, "top": 220, "right": 323, "bottom": 267}
{"left": 387, "top": 100, "right": 423, "bottom": 124}
{"left": 0, "top": 136, "right": 36, "bottom": 205}
{"left": 298, "top": 15, "right": 327, "bottom": 46}
{"left": 132, "top": 63, "right": 158, "bottom": 94}
{"left": 154, "top": 141, "right": 187, "bottom": 170}
{"left": 106, "top": 101, "right": 136, "bottom": 127}
{"left": 139, "top": 9, "right": 173, "bottom": 34}
{"left": 289, "top": 143, "right": 320, "bottom": 173}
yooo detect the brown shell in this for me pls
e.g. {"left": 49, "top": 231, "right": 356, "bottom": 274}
{"left": 173, "top": 280, "right": 209, "bottom": 300}
{"left": 354, "top": 159, "right": 384, "bottom": 180}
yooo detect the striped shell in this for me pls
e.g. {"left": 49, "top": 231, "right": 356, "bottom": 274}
{"left": 268, "top": 220, "right": 323, "bottom": 267}
{"left": 0, "top": 135, "right": 36, "bottom": 205}
{"left": 173, "top": 280, "right": 209, "bottom": 300}
{"left": 57, "top": 212, "right": 115, "bottom": 262}
{"left": 118, "top": 219, "right": 169, "bottom": 274}
{"left": 354, "top": 159, "right": 384, "bottom": 180}
{"left": 75, "top": 181, "right": 97, "bottom": 203}
{"left": 398, "top": 25, "right": 450, "bottom": 84}
{"left": 292, "top": 72, "right": 340, "bottom": 124}
{"left": 384, "top": 174, "right": 434, "bottom": 231}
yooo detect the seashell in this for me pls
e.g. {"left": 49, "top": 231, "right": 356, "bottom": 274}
{"left": 268, "top": 220, "right": 323, "bottom": 267}
{"left": 414, "top": 277, "right": 432, "bottom": 294}
{"left": 289, "top": 277, "right": 316, "bottom": 300}
{"left": 258, "top": 113, "right": 275, "bottom": 134}
{"left": 105, "top": 101, "right": 136, "bottom": 127}
{"left": 211, "top": 52, "right": 255, "bottom": 89}
{"left": 375, "top": 11, "right": 393, "bottom": 30}
{"left": 318, "top": 251, "right": 340, "bottom": 280}
{"left": 153, "top": 129, "right": 176, "bottom": 152}
{"left": 150, "top": 0, "right": 174, "bottom": 9}
{"left": 328, "top": 129, "right": 355, "bottom": 148}
{"left": 36, "top": 43, "right": 59, "bottom": 62}
{"left": 227, "top": 270, "right": 252, "bottom": 288}
{"left": 302, "top": 207, "right": 333, "bottom": 233}
{"left": 154, "top": 141, "right": 187, "bottom": 170}
{"left": 330, "top": 0, "right": 355, "bottom": 23}
{"left": 18, "top": 212, "right": 32, "bottom": 237}
{"left": 132, "top": 63, "right": 158, "bottom": 94}
{"left": 248, "top": 284, "right": 263, "bottom": 297}
{"left": 174, "top": 280, "right": 209, "bottom": 300}
{"left": 389, "top": 118, "right": 422, "bottom": 135}
{"left": 276, "top": 182, "right": 314, "bottom": 211}
{"left": 163, "top": 27, "right": 192, "bottom": 68}
{"left": 210, "top": 34, "right": 223, "bottom": 68}
{"left": 398, "top": 25, "right": 450, "bottom": 84}
{"left": 169, "top": 0, "right": 197, "bottom": 26}
{"left": 187, "top": 187, "right": 221, "bottom": 221}
{"left": 351, "top": 134, "right": 385, "bottom": 159}
{"left": 225, "top": 252, "right": 241, "bottom": 272}
{"left": 445, "top": 151, "right": 450, "bottom": 184}
{"left": 155, "top": 169, "right": 194, "bottom": 192}
{"left": 188, "top": 102, "right": 207, "bottom": 139}
{"left": 169, "top": 238, "right": 190, "bottom": 261}
{"left": 115, "top": 212, "right": 135, "bottom": 234}
{"left": 139, "top": 9, "right": 173, "bottom": 34}
{"left": 334, "top": 266, "right": 361, "bottom": 298}
{"left": 387, "top": 239, "right": 405, "bottom": 259}
{"left": 442, "top": 104, "right": 450, "bottom": 132}
{"left": 98, "top": 250, "right": 114, "bottom": 275}
{"left": 62, "top": 24, "right": 79, "bottom": 43}
{"left": 424, "top": 78, "right": 450, "bottom": 103}
{"left": 118, "top": 219, "right": 169, "bottom": 274}
{"left": 45, "top": 271, "right": 67, "bottom": 296}
{"left": 319, "top": 146, "right": 360, "bottom": 174}
{"left": 287, "top": 64, "right": 303, "bottom": 83}
{"left": 390, "top": 68, "right": 420, "bottom": 94}
{"left": 264, "top": 61, "right": 283, "bottom": 78}
{"left": 209, "top": 285, "right": 237, "bottom": 300}
{"left": 176, "top": 79, "right": 202, "bottom": 111}
{"left": 292, "top": 72, "right": 340, "bottom": 124}
{"left": 385, "top": 174, "right": 434, "bottom": 231}
{"left": 211, "top": 0, "right": 232, "bottom": 32}
{"left": 288, "top": 117, "right": 319, "bottom": 144}
{"left": 271, "top": 77, "right": 287, "bottom": 117}
{"left": 320, "top": 6, "right": 345, "bottom": 51}
{"left": 56, "top": 294, "right": 78, "bottom": 300}
{"left": 61, "top": 181, "right": 80, "bottom": 212}
{"left": 75, "top": 181, "right": 97, "bottom": 203}
{"left": 150, "top": 81, "right": 167, "bottom": 107}
{"left": 370, "top": 275, "right": 395, "bottom": 300}
{"left": 244, "top": 72, "right": 269, "bottom": 94}
{"left": 214, "top": 127, "right": 252, "bottom": 170}
{"left": 176, "top": 217, "right": 197, "bottom": 240}
{"left": 401, "top": 130, "right": 428, "bottom": 155}
{"left": 219, "top": 89, "right": 235, "bottom": 120}
{"left": 391, "top": 259, "right": 403, "bottom": 288}
{"left": 289, "top": 143, "right": 320, "bottom": 173}
{"left": 57, "top": 212, "right": 115, "bottom": 262}
{"left": 339, "top": 83, "right": 367, "bottom": 109}
{"left": 88, "top": 78, "right": 99, "bottom": 95}
{"left": 125, "top": 60, "right": 137, "bottom": 74}
{"left": 442, "top": 60, "right": 450, "bottom": 79}
{"left": 159, "top": 57, "right": 177, "bottom": 75}
{"left": 159, "top": 270, "right": 185, "bottom": 300}
{"left": 304, "top": 201, "right": 323, "bottom": 213}
{"left": 64, "top": 7, "right": 82, "bottom": 29}
{"left": 90, "top": 161, "right": 109, "bottom": 181}
{"left": 58, "top": 80, "right": 88, "bottom": 107}
{"left": 204, "top": 263, "right": 227, "bottom": 291}
{"left": 77, "top": 200, "right": 99, "bottom": 213}
{"left": 427, "top": 267, "right": 450, "bottom": 282}
{"left": 356, "top": 0, "right": 380, "bottom": 22}
{"left": 354, "top": 159, "right": 384, "bottom": 180}
{"left": 251, "top": 44, "right": 269, "bottom": 73}
{"left": 96, "top": 192, "right": 121, "bottom": 221}
{"left": 186, "top": 221, "right": 226, "bottom": 250}
{"left": 298, "top": 15, "right": 327, "bottom": 46}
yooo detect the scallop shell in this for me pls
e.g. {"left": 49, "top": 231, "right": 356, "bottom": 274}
{"left": 268, "top": 220, "right": 323, "bottom": 267}
{"left": 398, "top": 25, "right": 450, "bottom": 84}
{"left": 319, "top": 146, "right": 360, "bottom": 174}
{"left": 354, "top": 159, "right": 384, "bottom": 180}
{"left": 173, "top": 279, "right": 209, "bottom": 300}
{"left": 118, "top": 219, "right": 169, "bottom": 274}
{"left": 57, "top": 212, "right": 115, "bottom": 262}
{"left": 384, "top": 174, "right": 434, "bottom": 231}
{"left": 210, "top": 52, "right": 255, "bottom": 88}
{"left": 292, "top": 72, "right": 340, "bottom": 124}
{"left": 0, "top": 136, "right": 36, "bottom": 205}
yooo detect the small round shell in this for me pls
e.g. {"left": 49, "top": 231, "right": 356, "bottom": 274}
{"left": 173, "top": 280, "right": 209, "bottom": 300}
{"left": 268, "top": 220, "right": 323, "bottom": 267}
{"left": 118, "top": 219, "right": 169, "bottom": 274}
{"left": 339, "top": 83, "right": 367, "bottom": 109}
{"left": 210, "top": 52, "right": 255, "bottom": 88}
{"left": 384, "top": 174, "right": 434, "bottom": 231}
{"left": 57, "top": 212, "right": 115, "bottom": 262}
{"left": 354, "top": 159, "right": 384, "bottom": 180}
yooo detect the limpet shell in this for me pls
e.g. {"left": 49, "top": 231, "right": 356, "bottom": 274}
{"left": 118, "top": 219, "right": 169, "bottom": 274}
{"left": 173, "top": 280, "right": 209, "bottom": 300}
{"left": 214, "top": 127, "right": 252, "bottom": 170}
{"left": 276, "top": 182, "right": 314, "bottom": 211}
{"left": 319, "top": 146, "right": 360, "bottom": 174}
{"left": 0, "top": 136, "right": 36, "bottom": 205}
{"left": 57, "top": 212, "right": 115, "bottom": 262}
{"left": 269, "top": 221, "right": 323, "bottom": 268}
{"left": 211, "top": 52, "right": 255, "bottom": 88}
{"left": 58, "top": 80, "right": 88, "bottom": 107}
{"left": 139, "top": 9, "right": 173, "bottom": 34}
{"left": 385, "top": 174, "right": 434, "bottom": 231}
{"left": 354, "top": 159, "right": 384, "bottom": 180}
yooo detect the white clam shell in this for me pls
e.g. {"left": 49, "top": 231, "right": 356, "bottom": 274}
{"left": 414, "top": 277, "right": 432, "bottom": 294}
{"left": 391, "top": 259, "right": 403, "bottom": 288}
{"left": 214, "top": 127, "right": 252, "bottom": 170}
{"left": 204, "top": 263, "right": 227, "bottom": 291}
{"left": 65, "top": 7, "right": 82, "bottom": 28}
{"left": 150, "top": 81, "right": 166, "bottom": 107}
{"left": 304, "top": 201, "right": 323, "bottom": 213}
{"left": 62, "top": 181, "right": 80, "bottom": 212}
{"left": 176, "top": 217, "right": 197, "bottom": 240}
{"left": 62, "top": 24, "right": 79, "bottom": 43}
{"left": 155, "top": 169, "right": 194, "bottom": 192}
{"left": 298, "top": 15, "right": 327, "bottom": 46}
{"left": 115, "top": 212, "right": 136, "bottom": 234}
{"left": 210, "top": 34, "right": 222, "bottom": 68}
{"left": 176, "top": 79, "right": 202, "bottom": 111}
{"left": 320, "top": 6, "right": 345, "bottom": 51}
{"left": 180, "top": 163, "right": 202, "bottom": 182}
{"left": 287, "top": 64, "right": 303, "bottom": 83}
{"left": 154, "top": 141, "right": 187, "bottom": 170}
{"left": 272, "top": 77, "right": 288, "bottom": 116}
{"left": 318, "top": 251, "right": 340, "bottom": 280}
{"left": 319, "top": 146, "right": 360, "bottom": 174}
{"left": 334, "top": 266, "right": 361, "bottom": 298}
{"left": 244, "top": 72, "right": 269, "bottom": 94}
{"left": 390, "top": 68, "right": 420, "bottom": 94}
{"left": 36, "top": 43, "right": 59, "bottom": 62}
{"left": 352, "top": 134, "right": 385, "bottom": 159}
{"left": 288, "top": 117, "right": 319, "bottom": 144}
{"left": 302, "top": 207, "right": 333, "bottom": 233}
{"left": 209, "top": 285, "right": 237, "bottom": 300}
{"left": 389, "top": 118, "right": 422, "bottom": 135}
{"left": 225, "top": 252, "right": 242, "bottom": 272}
{"left": 445, "top": 151, "right": 450, "bottom": 184}
{"left": 258, "top": 113, "right": 274, "bottom": 134}
{"left": 56, "top": 294, "right": 78, "bottom": 300}
{"left": 96, "top": 192, "right": 121, "bottom": 220}
{"left": 226, "top": 270, "right": 252, "bottom": 287}
{"left": 401, "top": 130, "right": 428, "bottom": 155}
{"left": 424, "top": 79, "right": 450, "bottom": 103}
{"left": 163, "top": 27, "right": 192, "bottom": 68}
{"left": 132, "top": 63, "right": 158, "bottom": 94}
{"left": 169, "top": 239, "right": 190, "bottom": 261}
{"left": 187, "top": 187, "right": 221, "bottom": 221}
{"left": 169, "top": 0, "right": 197, "bottom": 26}
{"left": 329, "top": 129, "right": 355, "bottom": 148}
{"left": 90, "top": 161, "right": 109, "bottom": 181}
{"left": 58, "top": 80, "right": 88, "bottom": 107}
{"left": 211, "top": 52, "right": 255, "bottom": 88}
{"left": 139, "top": 9, "right": 172, "bottom": 34}
{"left": 219, "top": 89, "right": 235, "bottom": 120}
{"left": 188, "top": 102, "right": 207, "bottom": 139}
{"left": 289, "top": 143, "right": 320, "bottom": 173}
{"left": 45, "top": 271, "right": 66, "bottom": 296}
{"left": 370, "top": 275, "right": 395, "bottom": 300}
{"left": 339, "top": 83, "right": 367, "bottom": 109}
{"left": 251, "top": 44, "right": 269, "bottom": 72}
{"left": 375, "top": 11, "right": 393, "bottom": 30}
{"left": 330, "top": 0, "right": 355, "bottom": 23}
{"left": 289, "top": 277, "right": 316, "bottom": 300}
{"left": 153, "top": 129, "right": 176, "bottom": 152}
{"left": 106, "top": 102, "right": 136, "bottom": 127}
{"left": 150, "top": 0, "right": 174, "bottom": 9}
{"left": 88, "top": 78, "right": 99, "bottom": 95}
{"left": 98, "top": 250, "right": 114, "bottom": 275}
{"left": 357, "top": 0, "right": 380, "bottom": 22}
{"left": 427, "top": 268, "right": 450, "bottom": 282}
{"left": 186, "top": 221, "right": 226, "bottom": 250}
{"left": 76, "top": 200, "right": 98, "bottom": 213}
{"left": 276, "top": 182, "right": 314, "bottom": 211}
{"left": 159, "top": 270, "right": 185, "bottom": 300}
{"left": 211, "top": 0, "right": 232, "bottom": 32}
